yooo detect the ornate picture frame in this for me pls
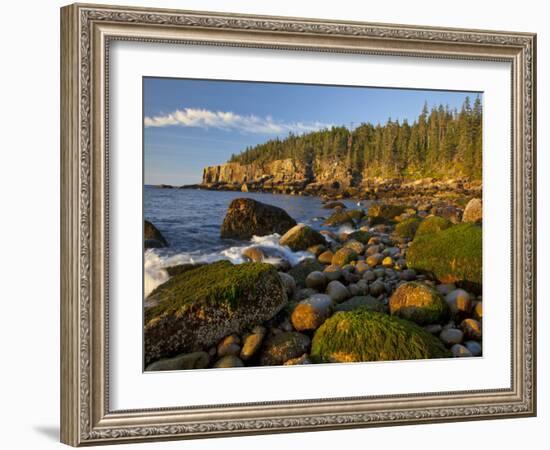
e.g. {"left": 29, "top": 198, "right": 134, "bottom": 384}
{"left": 60, "top": 3, "right": 536, "bottom": 446}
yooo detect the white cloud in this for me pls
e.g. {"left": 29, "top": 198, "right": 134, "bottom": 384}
{"left": 144, "top": 108, "right": 331, "bottom": 135}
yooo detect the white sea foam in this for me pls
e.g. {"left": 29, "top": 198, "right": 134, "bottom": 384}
{"left": 143, "top": 233, "right": 313, "bottom": 299}
{"left": 144, "top": 250, "right": 170, "bottom": 298}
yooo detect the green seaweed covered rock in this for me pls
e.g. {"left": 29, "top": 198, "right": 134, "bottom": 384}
{"left": 311, "top": 310, "right": 451, "bottom": 363}
{"left": 144, "top": 260, "right": 287, "bottom": 365}
{"left": 407, "top": 223, "right": 482, "bottom": 289}
{"left": 367, "top": 204, "right": 406, "bottom": 224}
{"left": 389, "top": 282, "right": 450, "bottom": 325}
{"left": 280, "top": 224, "right": 327, "bottom": 251}
{"left": 395, "top": 217, "right": 422, "bottom": 239}
{"left": 414, "top": 216, "right": 453, "bottom": 238}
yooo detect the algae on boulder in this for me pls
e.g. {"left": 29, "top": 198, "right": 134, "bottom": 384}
{"left": 395, "top": 217, "right": 422, "bottom": 239}
{"left": 311, "top": 310, "right": 451, "bottom": 363}
{"left": 415, "top": 216, "right": 453, "bottom": 238}
{"left": 220, "top": 198, "right": 296, "bottom": 240}
{"left": 279, "top": 224, "right": 326, "bottom": 251}
{"left": 144, "top": 260, "right": 287, "bottom": 365}
{"left": 389, "top": 281, "right": 450, "bottom": 325}
{"left": 407, "top": 223, "right": 482, "bottom": 289}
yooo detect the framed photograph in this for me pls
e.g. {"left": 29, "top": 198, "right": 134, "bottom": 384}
{"left": 60, "top": 3, "right": 537, "bottom": 446}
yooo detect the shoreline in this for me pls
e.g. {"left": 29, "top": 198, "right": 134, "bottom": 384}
{"left": 144, "top": 192, "right": 483, "bottom": 370}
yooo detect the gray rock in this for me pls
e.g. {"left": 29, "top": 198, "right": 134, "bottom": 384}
{"left": 326, "top": 280, "right": 350, "bottom": 303}
{"left": 366, "top": 253, "right": 384, "bottom": 267}
{"left": 436, "top": 283, "right": 457, "bottom": 296}
{"left": 451, "top": 344, "right": 473, "bottom": 357}
{"left": 369, "top": 280, "right": 386, "bottom": 297}
{"left": 445, "top": 289, "right": 472, "bottom": 316}
{"left": 424, "top": 324, "right": 443, "bottom": 335}
{"left": 278, "top": 272, "right": 297, "bottom": 297}
{"left": 305, "top": 271, "right": 328, "bottom": 291}
{"left": 145, "top": 351, "right": 210, "bottom": 371}
{"left": 439, "top": 328, "right": 464, "bottom": 346}
{"left": 280, "top": 224, "right": 327, "bottom": 251}
{"left": 323, "top": 265, "right": 343, "bottom": 281}
{"left": 464, "top": 340, "right": 482, "bottom": 356}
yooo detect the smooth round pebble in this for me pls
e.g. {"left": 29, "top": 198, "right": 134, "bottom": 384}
{"left": 451, "top": 344, "right": 473, "bottom": 357}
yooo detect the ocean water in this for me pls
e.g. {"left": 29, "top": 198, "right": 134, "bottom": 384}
{"left": 144, "top": 186, "right": 362, "bottom": 297}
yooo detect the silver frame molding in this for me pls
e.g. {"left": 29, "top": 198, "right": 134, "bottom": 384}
{"left": 60, "top": 3, "right": 536, "bottom": 446}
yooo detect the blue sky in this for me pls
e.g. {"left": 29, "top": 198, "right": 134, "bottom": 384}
{"left": 144, "top": 78, "right": 480, "bottom": 185}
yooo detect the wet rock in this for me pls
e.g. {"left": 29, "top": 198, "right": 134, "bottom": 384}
{"left": 145, "top": 351, "right": 209, "bottom": 371}
{"left": 220, "top": 198, "right": 296, "bottom": 240}
{"left": 278, "top": 272, "right": 297, "bottom": 297}
{"left": 144, "top": 220, "right": 169, "bottom": 248}
{"left": 461, "top": 318, "right": 482, "bottom": 340}
{"left": 280, "top": 224, "right": 327, "bottom": 251}
{"left": 305, "top": 271, "right": 328, "bottom": 291}
{"left": 323, "top": 265, "right": 343, "bottom": 282}
{"left": 451, "top": 344, "right": 473, "bottom": 357}
{"left": 463, "top": 198, "right": 482, "bottom": 223}
{"left": 439, "top": 328, "right": 464, "bottom": 346}
{"left": 332, "top": 247, "right": 358, "bottom": 266}
{"left": 326, "top": 280, "right": 350, "bottom": 303}
{"left": 464, "top": 340, "right": 482, "bottom": 356}
{"left": 318, "top": 250, "right": 334, "bottom": 264}
{"left": 389, "top": 281, "right": 450, "bottom": 325}
{"left": 445, "top": 289, "right": 472, "bottom": 316}
{"left": 260, "top": 332, "right": 311, "bottom": 365}
{"left": 291, "top": 294, "right": 333, "bottom": 331}
{"left": 214, "top": 355, "right": 245, "bottom": 368}
{"left": 217, "top": 335, "right": 241, "bottom": 357}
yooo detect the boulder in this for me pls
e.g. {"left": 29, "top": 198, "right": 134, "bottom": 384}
{"left": 278, "top": 272, "right": 297, "bottom": 297}
{"left": 463, "top": 198, "right": 483, "bottom": 223}
{"left": 346, "top": 230, "right": 371, "bottom": 244}
{"left": 326, "top": 280, "right": 350, "bottom": 303}
{"left": 145, "top": 351, "right": 209, "bottom": 371}
{"left": 220, "top": 198, "right": 296, "bottom": 240}
{"left": 291, "top": 294, "right": 333, "bottom": 331}
{"left": 344, "top": 239, "right": 365, "bottom": 254}
{"left": 240, "top": 327, "right": 266, "bottom": 361}
{"left": 407, "top": 223, "right": 482, "bottom": 290}
{"left": 144, "top": 220, "right": 168, "bottom": 248}
{"left": 260, "top": 332, "right": 311, "bottom": 365}
{"left": 332, "top": 247, "right": 358, "bottom": 266}
{"left": 415, "top": 216, "right": 453, "bottom": 238}
{"left": 288, "top": 258, "right": 325, "bottom": 287}
{"left": 311, "top": 310, "right": 451, "bottom": 363}
{"left": 144, "top": 261, "right": 287, "bottom": 364}
{"left": 389, "top": 282, "right": 450, "bottom": 325}
{"left": 461, "top": 318, "right": 482, "bottom": 340}
{"left": 323, "top": 201, "right": 347, "bottom": 209}
{"left": 305, "top": 271, "right": 328, "bottom": 291}
{"left": 242, "top": 247, "right": 265, "bottom": 262}
{"left": 324, "top": 209, "right": 364, "bottom": 226}
{"left": 279, "top": 224, "right": 326, "bottom": 251}
{"left": 445, "top": 289, "right": 472, "bottom": 316}
{"left": 395, "top": 217, "right": 422, "bottom": 239}
{"left": 214, "top": 355, "right": 245, "bottom": 368}
{"left": 318, "top": 250, "right": 334, "bottom": 264}
{"left": 439, "top": 328, "right": 464, "bottom": 346}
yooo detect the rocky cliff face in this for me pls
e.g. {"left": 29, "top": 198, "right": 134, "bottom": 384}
{"left": 202, "top": 159, "right": 311, "bottom": 186}
{"left": 198, "top": 158, "right": 481, "bottom": 200}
